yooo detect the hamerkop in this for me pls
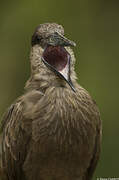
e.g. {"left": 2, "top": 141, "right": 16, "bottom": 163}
{"left": 0, "top": 23, "right": 102, "bottom": 180}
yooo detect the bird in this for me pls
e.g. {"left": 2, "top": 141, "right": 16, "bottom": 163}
{"left": 0, "top": 23, "right": 102, "bottom": 180}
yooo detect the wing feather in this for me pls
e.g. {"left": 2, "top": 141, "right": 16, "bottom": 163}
{"left": 0, "top": 102, "right": 30, "bottom": 180}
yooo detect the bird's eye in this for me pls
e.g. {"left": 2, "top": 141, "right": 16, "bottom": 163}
{"left": 31, "top": 33, "right": 42, "bottom": 46}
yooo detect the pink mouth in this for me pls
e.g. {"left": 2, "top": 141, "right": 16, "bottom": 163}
{"left": 43, "top": 46, "right": 69, "bottom": 71}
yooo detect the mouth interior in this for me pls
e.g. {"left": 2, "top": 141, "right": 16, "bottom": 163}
{"left": 43, "top": 46, "right": 69, "bottom": 71}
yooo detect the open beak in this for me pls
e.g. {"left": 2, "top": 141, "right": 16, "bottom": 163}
{"left": 42, "top": 32, "right": 76, "bottom": 92}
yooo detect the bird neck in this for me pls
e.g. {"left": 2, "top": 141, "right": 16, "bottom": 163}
{"left": 25, "top": 45, "right": 77, "bottom": 92}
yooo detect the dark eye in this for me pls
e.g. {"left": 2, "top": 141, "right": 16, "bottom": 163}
{"left": 31, "top": 33, "right": 42, "bottom": 46}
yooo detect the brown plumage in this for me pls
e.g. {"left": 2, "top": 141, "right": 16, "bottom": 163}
{"left": 0, "top": 23, "right": 102, "bottom": 180}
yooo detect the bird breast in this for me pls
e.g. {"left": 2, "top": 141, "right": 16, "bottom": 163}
{"left": 23, "top": 86, "right": 96, "bottom": 148}
{"left": 22, "top": 86, "right": 97, "bottom": 179}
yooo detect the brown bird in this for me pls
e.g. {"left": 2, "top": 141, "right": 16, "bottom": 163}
{"left": 0, "top": 23, "right": 102, "bottom": 180}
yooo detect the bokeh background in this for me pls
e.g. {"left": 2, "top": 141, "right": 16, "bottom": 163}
{"left": 0, "top": 0, "right": 119, "bottom": 179}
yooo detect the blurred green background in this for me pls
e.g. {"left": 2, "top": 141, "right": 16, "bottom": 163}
{"left": 0, "top": 0, "right": 119, "bottom": 179}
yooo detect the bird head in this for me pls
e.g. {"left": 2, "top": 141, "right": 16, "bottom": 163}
{"left": 31, "top": 23, "right": 76, "bottom": 91}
